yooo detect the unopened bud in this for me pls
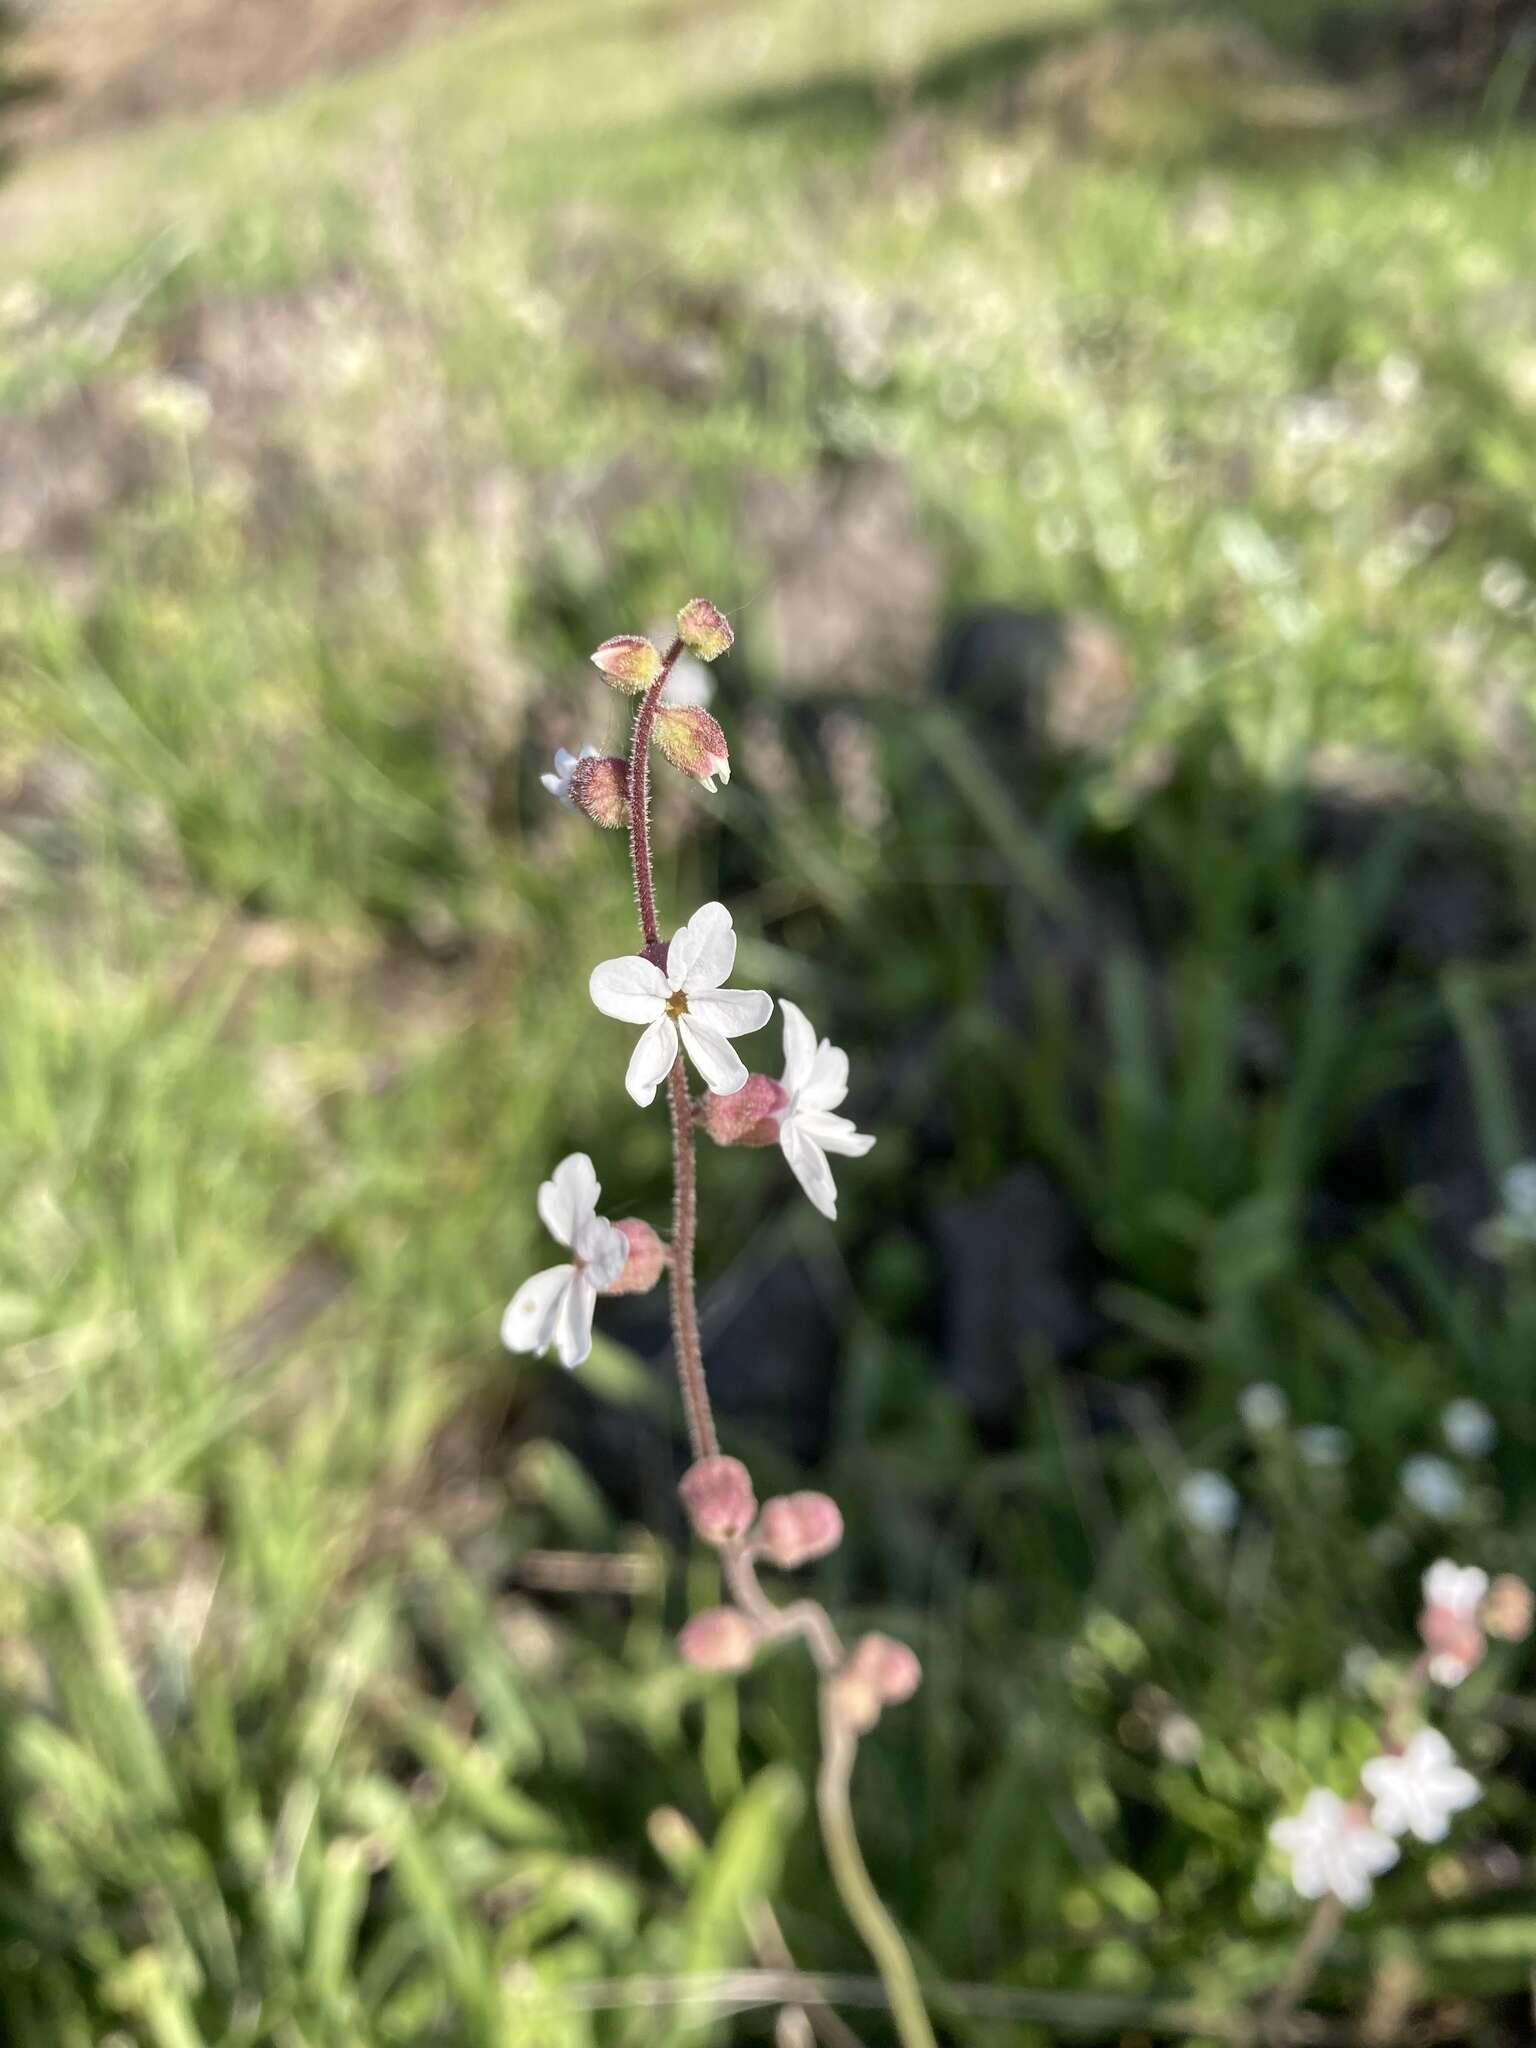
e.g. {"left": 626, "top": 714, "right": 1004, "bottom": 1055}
{"left": 568, "top": 753, "right": 631, "bottom": 828}
{"left": 827, "top": 1667, "right": 883, "bottom": 1734}
{"left": 1483, "top": 1574, "right": 1534, "bottom": 1643}
{"left": 655, "top": 706, "right": 730, "bottom": 791}
{"left": 591, "top": 634, "right": 663, "bottom": 693}
{"left": 1419, "top": 1603, "right": 1486, "bottom": 1686}
{"left": 701, "top": 1075, "right": 787, "bottom": 1148}
{"left": 756, "top": 1492, "right": 844, "bottom": 1570}
{"left": 678, "top": 1456, "right": 757, "bottom": 1543}
{"left": 678, "top": 1606, "right": 757, "bottom": 1673}
{"left": 848, "top": 1630, "right": 922, "bottom": 1706}
{"left": 676, "top": 597, "right": 735, "bottom": 663}
{"left": 603, "top": 1218, "right": 668, "bottom": 1296}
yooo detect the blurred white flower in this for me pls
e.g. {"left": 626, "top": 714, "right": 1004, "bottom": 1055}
{"left": 1178, "top": 1470, "right": 1240, "bottom": 1535}
{"left": 1499, "top": 1161, "right": 1536, "bottom": 1241}
{"left": 1442, "top": 1398, "right": 1497, "bottom": 1458}
{"left": 1270, "top": 1790, "right": 1398, "bottom": 1907}
{"left": 1157, "top": 1712, "right": 1204, "bottom": 1766}
{"left": 1482, "top": 560, "right": 1529, "bottom": 614}
{"left": 1378, "top": 354, "right": 1422, "bottom": 406}
{"left": 541, "top": 743, "right": 600, "bottom": 808}
{"left": 660, "top": 652, "right": 715, "bottom": 710}
{"left": 1401, "top": 1457, "right": 1466, "bottom": 1522}
{"left": 1297, "top": 1425, "right": 1352, "bottom": 1469}
{"left": 1420, "top": 1557, "right": 1489, "bottom": 1685}
{"left": 1240, "top": 1382, "right": 1288, "bottom": 1432}
{"left": 1362, "top": 1729, "right": 1479, "bottom": 1843}
{"left": 774, "top": 1000, "right": 875, "bottom": 1222}
{"left": 590, "top": 901, "right": 771, "bottom": 1107}
{"left": 500, "top": 1153, "right": 627, "bottom": 1370}
{"left": 1422, "top": 1558, "right": 1487, "bottom": 1619}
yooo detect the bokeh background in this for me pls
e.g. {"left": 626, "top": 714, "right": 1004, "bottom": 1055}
{"left": 4, "top": 1, "right": 1536, "bottom": 2041}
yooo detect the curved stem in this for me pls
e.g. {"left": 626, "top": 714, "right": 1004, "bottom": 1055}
{"left": 817, "top": 1705, "right": 938, "bottom": 2048}
{"left": 627, "top": 642, "right": 679, "bottom": 950}
{"left": 1261, "top": 1895, "right": 1343, "bottom": 2043}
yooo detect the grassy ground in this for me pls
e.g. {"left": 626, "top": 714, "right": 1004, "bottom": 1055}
{"left": 4, "top": 1, "right": 1536, "bottom": 2041}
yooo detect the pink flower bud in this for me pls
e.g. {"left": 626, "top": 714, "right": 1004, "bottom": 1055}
{"left": 655, "top": 706, "right": 730, "bottom": 791}
{"left": 678, "top": 1455, "right": 758, "bottom": 1543}
{"left": 603, "top": 1218, "right": 669, "bottom": 1296}
{"left": 677, "top": 1606, "right": 757, "bottom": 1673}
{"left": 701, "top": 1075, "right": 787, "bottom": 1148}
{"left": 1483, "top": 1574, "right": 1534, "bottom": 1643}
{"left": 591, "top": 635, "right": 663, "bottom": 693}
{"left": 756, "top": 1492, "right": 844, "bottom": 1570}
{"left": 1419, "top": 1603, "right": 1486, "bottom": 1686}
{"left": 849, "top": 1630, "right": 923, "bottom": 1706}
{"left": 826, "top": 1666, "right": 883, "bottom": 1735}
{"left": 568, "top": 753, "right": 631, "bottom": 829}
{"left": 676, "top": 597, "right": 735, "bottom": 663}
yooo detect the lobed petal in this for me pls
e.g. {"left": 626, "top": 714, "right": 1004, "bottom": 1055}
{"left": 501, "top": 1264, "right": 575, "bottom": 1356}
{"left": 778, "top": 999, "right": 819, "bottom": 1097}
{"left": 686, "top": 986, "right": 772, "bottom": 1039}
{"left": 677, "top": 1015, "right": 748, "bottom": 1096}
{"left": 537, "top": 1152, "right": 600, "bottom": 1248}
{"left": 779, "top": 1119, "right": 838, "bottom": 1220}
{"left": 554, "top": 1270, "right": 599, "bottom": 1368}
{"left": 667, "top": 901, "right": 736, "bottom": 992}
{"left": 796, "top": 1107, "right": 875, "bottom": 1158}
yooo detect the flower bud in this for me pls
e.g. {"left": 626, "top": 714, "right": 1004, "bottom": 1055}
{"left": 568, "top": 753, "right": 631, "bottom": 828}
{"left": 1419, "top": 1603, "right": 1486, "bottom": 1686}
{"left": 676, "top": 597, "right": 734, "bottom": 663}
{"left": 849, "top": 1630, "right": 923, "bottom": 1707}
{"left": 677, "top": 1606, "right": 757, "bottom": 1673}
{"left": 1483, "top": 1574, "right": 1534, "bottom": 1643}
{"left": 678, "top": 1455, "right": 757, "bottom": 1544}
{"left": 756, "top": 1492, "right": 844, "bottom": 1570}
{"left": 655, "top": 706, "right": 730, "bottom": 792}
{"left": 603, "top": 1218, "right": 669, "bottom": 1296}
{"left": 701, "top": 1075, "right": 787, "bottom": 1148}
{"left": 826, "top": 1666, "right": 883, "bottom": 1735}
{"left": 591, "top": 634, "right": 663, "bottom": 693}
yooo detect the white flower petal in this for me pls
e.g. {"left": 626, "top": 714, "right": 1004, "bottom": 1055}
{"left": 686, "top": 986, "right": 773, "bottom": 1039}
{"left": 501, "top": 1264, "right": 574, "bottom": 1356}
{"left": 576, "top": 1214, "right": 629, "bottom": 1291}
{"left": 625, "top": 1016, "right": 679, "bottom": 1107}
{"left": 537, "top": 1153, "right": 600, "bottom": 1249}
{"left": 780, "top": 1118, "right": 839, "bottom": 1220}
{"left": 590, "top": 954, "right": 670, "bottom": 1025}
{"left": 796, "top": 1107, "right": 876, "bottom": 1158}
{"left": 668, "top": 900, "right": 736, "bottom": 992}
{"left": 677, "top": 1014, "right": 748, "bottom": 1096}
{"left": 554, "top": 1270, "right": 599, "bottom": 1368}
{"left": 779, "top": 999, "right": 818, "bottom": 1096}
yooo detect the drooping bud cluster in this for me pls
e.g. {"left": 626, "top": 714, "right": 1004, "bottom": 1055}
{"left": 828, "top": 1632, "right": 924, "bottom": 1734}
{"left": 569, "top": 753, "right": 631, "bottom": 829}
{"left": 603, "top": 1218, "right": 669, "bottom": 1296}
{"left": 676, "top": 597, "right": 734, "bottom": 663}
{"left": 701, "top": 1074, "right": 788, "bottom": 1148}
{"left": 591, "top": 635, "right": 664, "bottom": 693}
{"left": 655, "top": 705, "right": 730, "bottom": 791}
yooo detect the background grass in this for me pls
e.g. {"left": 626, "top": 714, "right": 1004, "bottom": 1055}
{"left": 4, "top": 0, "right": 1536, "bottom": 2040}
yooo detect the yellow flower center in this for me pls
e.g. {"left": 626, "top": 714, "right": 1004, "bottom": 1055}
{"left": 665, "top": 991, "right": 689, "bottom": 1018}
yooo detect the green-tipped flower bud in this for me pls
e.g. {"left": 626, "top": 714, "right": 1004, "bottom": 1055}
{"left": 655, "top": 706, "right": 730, "bottom": 792}
{"left": 591, "top": 634, "right": 663, "bottom": 693}
{"left": 568, "top": 753, "right": 631, "bottom": 828}
{"left": 676, "top": 597, "right": 734, "bottom": 663}
{"left": 603, "top": 1218, "right": 669, "bottom": 1296}
{"left": 701, "top": 1075, "right": 787, "bottom": 1148}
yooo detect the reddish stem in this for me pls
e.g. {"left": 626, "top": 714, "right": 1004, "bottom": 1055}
{"left": 626, "top": 638, "right": 716, "bottom": 1459}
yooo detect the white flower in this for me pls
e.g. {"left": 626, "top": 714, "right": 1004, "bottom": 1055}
{"left": 1361, "top": 1729, "right": 1479, "bottom": 1843}
{"left": 589, "top": 901, "right": 771, "bottom": 1108}
{"left": 1177, "top": 1470, "right": 1240, "bottom": 1535}
{"left": 1401, "top": 1455, "right": 1466, "bottom": 1522}
{"left": 500, "top": 1153, "right": 627, "bottom": 1370}
{"left": 541, "top": 743, "right": 600, "bottom": 808}
{"left": 1422, "top": 1558, "right": 1487, "bottom": 1619}
{"left": 1239, "top": 1382, "right": 1288, "bottom": 1431}
{"left": 1442, "top": 1398, "right": 1496, "bottom": 1458}
{"left": 1270, "top": 1789, "right": 1399, "bottom": 1907}
{"left": 774, "top": 1000, "right": 875, "bottom": 1221}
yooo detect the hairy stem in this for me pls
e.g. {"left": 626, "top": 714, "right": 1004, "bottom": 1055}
{"left": 667, "top": 1055, "right": 716, "bottom": 1460}
{"left": 627, "top": 645, "right": 932, "bottom": 2047}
